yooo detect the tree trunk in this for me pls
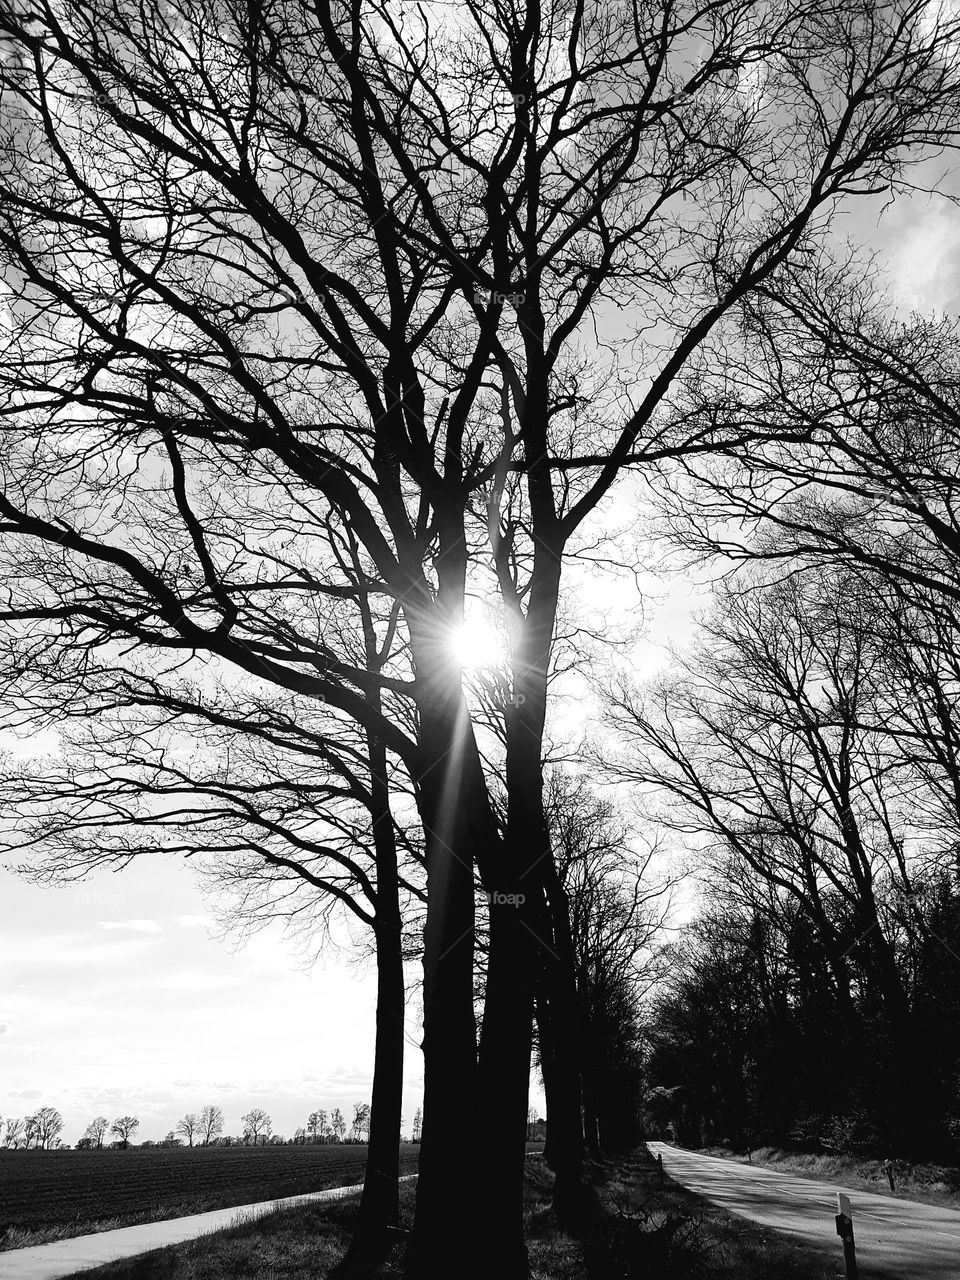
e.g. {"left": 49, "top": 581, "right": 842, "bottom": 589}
{"left": 335, "top": 667, "right": 408, "bottom": 1278}
{"left": 476, "top": 884, "right": 539, "bottom": 1278}
{"left": 404, "top": 841, "right": 478, "bottom": 1277}
{"left": 582, "top": 1079, "right": 602, "bottom": 1160}
{"left": 334, "top": 915, "right": 405, "bottom": 1277}
{"left": 473, "top": 545, "right": 564, "bottom": 1274}
{"left": 403, "top": 703, "right": 487, "bottom": 1279}
{"left": 539, "top": 869, "right": 586, "bottom": 1225}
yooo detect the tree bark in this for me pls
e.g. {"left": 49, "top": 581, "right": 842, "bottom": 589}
{"left": 582, "top": 1079, "right": 602, "bottom": 1161}
{"left": 539, "top": 867, "right": 586, "bottom": 1225}
{"left": 475, "top": 889, "right": 537, "bottom": 1278}
{"left": 403, "top": 697, "right": 491, "bottom": 1279}
{"left": 334, "top": 584, "right": 410, "bottom": 1279}
{"left": 473, "top": 540, "right": 564, "bottom": 1274}
{"left": 334, "top": 863, "right": 405, "bottom": 1275}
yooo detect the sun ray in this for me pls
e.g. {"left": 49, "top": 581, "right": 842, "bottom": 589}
{"left": 448, "top": 616, "right": 508, "bottom": 672}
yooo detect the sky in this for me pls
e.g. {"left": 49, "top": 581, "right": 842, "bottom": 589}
{"left": 2, "top": 89, "right": 960, "bottom": 1150}
{"left": 0, "top": 856, "right": 416, "bottom": 1144}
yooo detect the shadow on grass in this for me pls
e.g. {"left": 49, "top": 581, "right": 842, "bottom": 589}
{"left": 65, "top": 1150, "right": 841, "bottom": 1279}
{"left": 573, "top": 1148, "right": 842, "bottom": 1280}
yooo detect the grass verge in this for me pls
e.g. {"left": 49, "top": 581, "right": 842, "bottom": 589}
{"left": 578, "top": 1147, "right": 840, "bottom": 1279}
{"left": 58, "top": 1148, "right": 841, "bottom": 1279}
{"left": 697, "top": 1144, "right": 960, "bottom": 1211}
{"left": 60, "top": 1186, "right": 388, "bottom": 1280}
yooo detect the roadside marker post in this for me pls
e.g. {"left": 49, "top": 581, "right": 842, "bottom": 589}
{"left": 656, "top": 1152, "right": 664, "bottom": 1190}
{"left": 835, "top": 1192, "right": 859, "bottom": 1279}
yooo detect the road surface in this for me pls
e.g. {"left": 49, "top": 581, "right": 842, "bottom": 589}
{"left": 0, "top": 1176, "right": 417, "bottom": 1280}
{"left": 649, "top": 1141, "right": 960, "bottom": 1278}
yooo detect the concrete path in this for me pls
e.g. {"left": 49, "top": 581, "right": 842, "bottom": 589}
{"left": 649, "top": 1141, "right": 960, "bottom": 1278}
{"left": 0, "top": 1175, "right": 417, "bottom": 1280}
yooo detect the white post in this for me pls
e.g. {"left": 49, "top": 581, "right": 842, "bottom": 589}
{"left": 835, "top": 1192, "right": 859, "bottom": 1279}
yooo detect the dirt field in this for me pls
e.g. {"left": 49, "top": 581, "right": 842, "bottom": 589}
{"left": 0, "top": 1143, "right": 422, "bottom": 1249}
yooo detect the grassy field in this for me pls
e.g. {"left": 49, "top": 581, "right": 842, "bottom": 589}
{"left": 57, "top": 1147, "right": 841, "bottom": 1279}
{"left": 698, "top": 1144, "right": 960, "bottom": 1211}
{"left": 0, "top": 1143, "right": 422, "bottom": 1252}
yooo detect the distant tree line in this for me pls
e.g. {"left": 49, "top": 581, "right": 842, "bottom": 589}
{"left": 0, "top": 1100, "right": 392, "bottom": 1150}
{"left": 0, "top": 1106, "right": 64, "bottom": 1150}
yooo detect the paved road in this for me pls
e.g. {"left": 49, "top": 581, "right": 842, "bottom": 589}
{"left": 649, "top": 1142, "right": 960, "bottom": 1278}
{"left": 0, "top": 1176, "right": 417, "bottom": 1280}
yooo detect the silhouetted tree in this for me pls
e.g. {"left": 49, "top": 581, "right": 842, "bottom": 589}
{"left": 83, "top": 1116, "right": 109, "bottom": 1150}
{"left": 615, "top": 568, "right": 960, "bottom": 1153}
{"left": 242, "top": 1109, "right": 272, "bottom": 1146}
{"left": 24, "top": 1106, "right": 64, "bottom": 1150}
{"left": 2, "top": 1118, "right": 24, "bottom": 1149}
{"left": 111, "top": 1116, "right": 139, "bottom": 1149}
{"left": 176, "top": 1113, "right": 198, "bottom": 1147}
{"left": 199, "top": 1105, "right": 224, "bottom": 1147}
{"left": 331, "top": 1109, "right": 346, "bottom": 1143}
{"left": 2, "top": 2, "right": 959, "bottom": 1273}
{"left": 352, "top": 1103, "right": 371, "bottom": 1143}
{"left": 307, "top": 1110, "right": 328, "bottom": 1143}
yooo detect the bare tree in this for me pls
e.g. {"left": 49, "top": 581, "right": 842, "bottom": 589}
{"left": 331, "top": 1108, "right": 346, "bottom": 1143}
{"left": 658, "top": 262, "right": 960, "bottom": 616}
{"left": 241, "top": 1108, "right": 272, "bottom": 1146}
{"left": 2, "top": 1118, "right": 24, "bottom": 1149}
{"left": 526, "top": 1107, "right": 541, "bottom": 1141}
{"left": 1, "top": 2, "right": 958, "bottom": 1272}
{"left": 22, "top": 1114, "right": 37, "bottom": 1150}
{"left": 176, "top": 1113, "right": 198, "bottom": 1148}
{"left": 83, "top": 1116, "right": 109, "bottom": 1150}
{"left": 542, "top": 775, "right": 673, "bottom": 1158}
{"left": 0, "top": 540, "right": 423, "bottom": 1271}
{"left": 352, "top": 1103, "right": 372, "bottom": 1144}
{"left": 198, "top": 1104, "right": 224, "bottom": 1147}
{"left": 307, "top": 1110, "right": 328, "bottom": 1143}
{"left": 111, "top": 1116, "right": 139, "bottom": 1149}
{"left": 24, "top": 1106, "right": 64, "bottom": 1150}
{"left": 608, "top": 568, "right": 960, "bottom": 1137}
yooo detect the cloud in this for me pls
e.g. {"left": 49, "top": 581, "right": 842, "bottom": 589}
{"left": 177, "top": 914, "right": 212, "bottom": 929}
{"left": 97, "top": 919, "right": 164, "bottom": 935}
{"left": 886, "top": 206, "right": 960, "bottom": 312}
{"left": 153, "top": 971, "right": 239, "bottom": 992}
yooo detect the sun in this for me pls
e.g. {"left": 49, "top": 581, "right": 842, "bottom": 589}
{"left": 449, "top": 617, "right": 508, "bottom": 672}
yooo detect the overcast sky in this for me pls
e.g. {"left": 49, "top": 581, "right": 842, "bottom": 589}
{"left": 2, "top": 156, "right": 959, "bottom": 1148}
{"left": 0, "top": 858, "right": 407, "bottom": 1143}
